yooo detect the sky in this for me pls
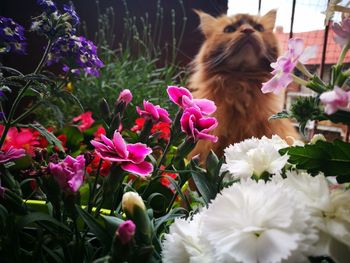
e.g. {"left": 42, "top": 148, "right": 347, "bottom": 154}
{"left": 228, "top": 0, "right": 347, "bottom": 33}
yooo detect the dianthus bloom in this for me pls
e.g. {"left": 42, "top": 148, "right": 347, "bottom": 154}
{"left": 49, "top": 155, "right": 85, "bottom": 193}
{"left": 91, "top": 131, "right": 153, "bottom": 176}
{"left": 0, "top": 16, "right": 26, "bottom": 55}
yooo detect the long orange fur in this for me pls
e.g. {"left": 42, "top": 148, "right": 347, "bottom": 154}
{"left": 188, "top": 10, "right": 299, "bottom": 161}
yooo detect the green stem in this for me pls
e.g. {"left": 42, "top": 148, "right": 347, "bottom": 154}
{"left": 87, "top": 159, "right": 103, "bottom": 214}
{"left": 291, "top": 74, "right": 309, "bottom": 87}
{"left": 296, "top": 61, "right": 313, "bottom": 79}
{"left": 11, "top": 101, "right": 43, "bottom": 125}
{"left": 336, "top": 41, "right": 350, "bottom": 67}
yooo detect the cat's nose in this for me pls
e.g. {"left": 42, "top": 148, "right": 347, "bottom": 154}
{"left": 241, "top": 26, "right": 255, "bottom": 34}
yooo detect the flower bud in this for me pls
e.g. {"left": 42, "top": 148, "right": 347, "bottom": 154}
{"left": 122, "top": 191, "right": 145, "bottom": 216}
{"left": 117, "top": 89, "right": 132, "bottom": 106}
{"left": 116, "top": 220, "right": 136, "bottom": 244}
{"left": 310, "top": 134, "right": 326, "bottom": 144}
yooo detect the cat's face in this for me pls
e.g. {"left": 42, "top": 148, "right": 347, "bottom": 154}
{"left": 196, "top": 10, "right": 279, "bottom": 71}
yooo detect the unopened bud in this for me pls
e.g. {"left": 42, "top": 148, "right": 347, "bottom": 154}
{"left": 117, "top": 89, "right": 132, "bottom": 106}
{"left": 122, "top": 191, "right": 145, "bottom": 216}
{"left": 116, "top": 220, "right": 136, "bottom": 244}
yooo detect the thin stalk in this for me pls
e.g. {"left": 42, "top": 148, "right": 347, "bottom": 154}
{"left": 336, "top": 41, "right": 350, "bottom": 66}
{"left": 87, "top": 159, "right": 103, "bottom": 213}
{"left": 291, "top": 74, "right": 309, "bottom": 87}
{"left": 11, "top": 101, "right": 43, "bottom": 125}
{"left": 296, "top": 61, "right": 313, "bottom": 79}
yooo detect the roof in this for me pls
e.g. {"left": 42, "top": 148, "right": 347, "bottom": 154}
{"left": 275, "top": 27, "right": 350, "bottom": 65}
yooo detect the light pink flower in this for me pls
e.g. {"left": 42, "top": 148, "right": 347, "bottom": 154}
{"left": 73, "top": 111, "right": 95, "bottom": 131}
{"left": 49, "top": 155, "right": 86, "bottom": 193}
{"left": 90, "top": 131, "right": 153, "bottom": 176}
{"left": 262, "top": 38, "right": 317, "bottom": 94}
{"left": 333, "top": 19, "right": 350, "bottom": 46}
{"left": 320, "top": 86, "right": 350, "bottom": 114}
{"left": 117, "top": 89, "right": 133, "bottom": 106}
{"left": 136, "top": 100, "right": 171, "bottom": 123}
{"left": 0, "top": 146, "right": 25, "bottom": 163}
{"left": 180, "top": 107, "right": 218, "bottom": 142}
{"left": 117, "top": 220, "right": 136, "bottom": 244}
{"left": 167, "top": 86, "right": 216, "bottom": 115}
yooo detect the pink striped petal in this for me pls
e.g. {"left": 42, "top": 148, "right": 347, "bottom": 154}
{"left": 167, "top": 86, "right": 192, "bottom": 106}
{"left": 112, "top": 131, "right": 128, "bottom": 159}
{"left": 121, "top": 161, "right": 153, "bottom": 176}
{"left": 126, "top": 143, "right": 152, "bottom": 163}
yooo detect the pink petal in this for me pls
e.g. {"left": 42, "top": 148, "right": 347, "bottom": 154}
{"left": 196, "top": 132, "right": 218, "bottom": 143}
{"left": 299, "top": 45, "right": 318, "bottom": 63}
{"left": 288, "top": 38, "right": 304, "bottom": 59}
{"left": 121, "top": 161, "right": 153, "bottom": 176}
{"left": 157, "top": 107, "right": 172, "bottom": 123}
{"left": 91, "top": 139, "right": 112, "bottom": 153}
{"left": 100, "top": 134, "right": 116, "bottom": 150}
{"left": 126, "top": 143, "right": 152, "bottom": 163}
{"left": 118, "top": 89, "right": 133, "bottom": 105}
{"left": 193, "top": 99, "right": 217, "bottom": 115}
{"left": 112, "top": 131, "right": 128, "bottom": 159}
{"left": 95, "top": 151, "right": 127, "bottom": 162}
{"left": 67, "top": 171, "right": 83, "bottom": 192}
{"left": 167, "top": 86, "right": 192, "bottom": 106}
{"left": 197, "top": 117, "right": 218, "bottom": 130}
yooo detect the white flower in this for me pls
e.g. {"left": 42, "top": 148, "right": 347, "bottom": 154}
{"left": 162, "top": 213, "right": 214, "bottom": 263}
{"left": 283, "top": 171, "right": 350, "bottom": 261}
{"left": 222, "top": 135, "right": 289, "bottom": 179}
{"left": 200, "top": 179, "right": 317, "bottom": 263}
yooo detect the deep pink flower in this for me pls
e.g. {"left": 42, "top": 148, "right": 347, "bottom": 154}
{"left": 73, "top": 111, "right": 95, "bottom": 131}
{"left": 180, "top": 107, "right": 218, "bottom": 142}
{"left": 117, "top": 220, "right": 136, "bottom": 244}
{"left": 262, "top": 38, "right": 317, "bottom": 94}
{"left": 90, "top": 131, "right": 153, "bottom": 176}
{"left": 167, "top": 86, "right": 216, "bottom": 115}
{"left": 333, "top": 19, "right": 350, "bottom": 46}
{"left": 320, "top": 86, "right": 350, "bottom": 114}
{"left": 117, "top": 89, "right": 133, "bottom": 106}
{"left": 49, "top": 155, "right": 86, "bottom": 193}
{"left": 136, "top": 100, "right": 171, "bottom": 123}
{"left": 0, "top": 146, "right": 25, "bottom": 163}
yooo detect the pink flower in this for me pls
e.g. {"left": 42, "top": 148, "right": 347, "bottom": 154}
{"left": 136, "top": 100, "right": 171, "bottom": 123}
{"left": 0, "top": 146, "right": 25, "bottom": 163}
{"left": 90, "top": 131, "right": 153, "bottom": 176}
{"left": 73, "top": 111, "right": 95, "bottom": 131}
{"left": 262, "top": 38, "right": 317, "bottom": 94}
{"left": 333, "top": 19, "right": 350, "bottom": 46}
{"left": 117, "top": 220, "right": 136, "bottom": 244}
{"left": 117, "top": 89, "right": 133, "bottom": 106}
{"left": 180, "top": 107, "right": 218, "bottom": 142}
{"left": 49, "top": 155, "right": 86, "bottom": 193}
{"left": 320, "top": 86, "right": 350, "bottom": 114}
{"left": 167, "top": 86, "right": 216, "bottom": 115}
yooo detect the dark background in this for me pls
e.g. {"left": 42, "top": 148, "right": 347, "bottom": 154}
{"left": 0, "top": 0, "right": 228, "bottom": 72}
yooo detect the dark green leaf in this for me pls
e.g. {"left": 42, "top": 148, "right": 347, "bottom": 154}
{"left": 28, "top": 122, "right": 65, "bottom": 152}
{"left": 269, "top": 111, "right": 290, "bottom": 120}
{"left": 16, "top": 212, "right": 71, "bottom": 232}
{"left": 101, "top": 214, "right": 124, "bottom": 234}
{"left": 205, "top": 150, "right": 219, "bottom": 179}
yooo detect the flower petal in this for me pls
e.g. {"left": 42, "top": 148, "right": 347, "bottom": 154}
{"left": 121, "top": 161, "right": 153, "bottom": 176}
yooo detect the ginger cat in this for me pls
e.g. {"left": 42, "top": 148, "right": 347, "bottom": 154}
{"left": 188, "top": 9, "right": 299, "bottom": 161}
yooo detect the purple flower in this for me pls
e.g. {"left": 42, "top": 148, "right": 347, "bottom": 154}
{"left": 37, "top": 0, "right": 57, "bottom": 14}
{"left": 117, "top": 220, "right": 136, "bottom": 244}
{"left": 117, "top": 89, "right": 133, "bottom": 106}
{"left": 320, "top": 86, "right": 350, "bottom": 114}
{"left": 0, "top": 16, "right": 26, "bottom": 55}
{"left": 262, "top": 38, "right": 317, "bottom": 94}
{"left": 90, "top": 131, "right": 153, "bottom": 176}
{"left": 63, "top": 4, "right": 80, "bottom": 26}
{"left": 167, "top": 86, "right": 216, "bottom": 115}
{"left": 48, "top": 35, "right": 103, "bottom": 76}
{"left": 180, "top": 107, "right": 218, "bottom": 142}
{"left": 333, "top": 19, "right": 350, "bottom": 46}
{"left": 0, "top": 146, "right": 25, "bottom": 163}
{"left": 136, "top": 100, "right": 172, "bottom": 123}
{"left": 49, "top": 155, "right": 85, "bottom": 193}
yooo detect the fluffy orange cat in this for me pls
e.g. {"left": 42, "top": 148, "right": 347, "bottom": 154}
{"left": 188, "top": 9, "right": 299, "bottom": 161}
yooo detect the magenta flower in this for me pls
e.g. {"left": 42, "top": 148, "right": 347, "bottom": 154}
{"left": 333, "top": 19, "right": 350, "bottom": 46}
{"left": 320, "top": 86, "right": 350, "bottom": 114}
{"left": 90, "top": 131, "right": 153, "bottom": 176}
{"left": 49, "top": 155, "right": 86, "bottom": 193}
{"left": 117, "top": 89, "right": 133, "bottom": 106}
{"left": 0, "top": 146, "right": 25, "bottom": 163}
{"left": 136, "top": 100, "right": 171, "bottom": 123}
{"left": 262, "top": 38, "right": 317, "bottom": 94}
{"left": 117, "top": 220, "right": 136, "bottom": 244}
{"left": 167, "top": 86, "right": 216, "bottom": 115}
{"left": 180, "top": 107, "right": 218, "bottom": 142}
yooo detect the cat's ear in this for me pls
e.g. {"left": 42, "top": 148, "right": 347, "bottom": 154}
{"left": 194, "top": 9, "right": 217, "bottom": 38}
{"left": 262, "top": 9, "right": 277, "bottom": 30}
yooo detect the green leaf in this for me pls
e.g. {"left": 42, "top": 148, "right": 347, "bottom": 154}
{"left": 101, "top": 214, "right": 124, "bottom": 234}
{"left": 154, "top": 207, "right": 187, "bottom": 232}
{"left": 75, "top": 205, "right": 112, "bottom": 247}
{"left": 280, "top": 140, "right": 350, "bottom": 183}
{"left": 269, "top": 111, "right": 290, "bottom": 120}
{"left": 16, "top": 212, "right": 71, "bottom": 232}
{"left": 28, "top": 122, "right": 65, "bottom": 152}
{"left": 61, "top": 126, "right": 84, "bottom": 151}
{"left": 205, "top": 150, "right": 219, "bottom": 179}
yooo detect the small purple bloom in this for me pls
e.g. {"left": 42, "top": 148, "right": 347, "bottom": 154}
{"left": 333, "top": 18, "right": 350, "bottom": 46}
{"left": 167, "top": 86, "right": 216, "bottom": 115}
{"left": 37, "top": 0, "right": 57, "bottom": 13}
{"left": 136, "top": 100, "right": 172, "bottom": 123}
{"left": 180, "top": 107, "right": 218, "bottom": 142}
{"left": 320, "top": 86, "right": 350, "bottom": 114}
{"left": 90, "top": 131, "right": 153, "bottom": 176}
{"left": 0, "top": 146, "right": 25, "bottom": 163}
{"left": 0, "top": 16, "right": 26, "bottom": 55}
{"left": 117, "top": 220, "right": 136, "bottom": 244}
{"left": 63, "top": 4, "right": 80, "bottom": 26}
{"left": 49, "top": 155, "right": 85, "bottom": 193}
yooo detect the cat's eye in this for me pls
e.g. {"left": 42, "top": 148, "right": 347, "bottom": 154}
{"left": 254, "top": 24, "right": 264, "bottom": 32}
{"left": 224, "top": 25, "right": 236, "bottom": 33}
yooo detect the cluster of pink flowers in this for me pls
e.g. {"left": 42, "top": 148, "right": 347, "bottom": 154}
{"left": 167, "top": 86, "right": 218, "bottom": 143}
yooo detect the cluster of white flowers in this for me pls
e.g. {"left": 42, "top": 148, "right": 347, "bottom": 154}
{"left": 162, "top": 136, "right": 350, "bottom": 263}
